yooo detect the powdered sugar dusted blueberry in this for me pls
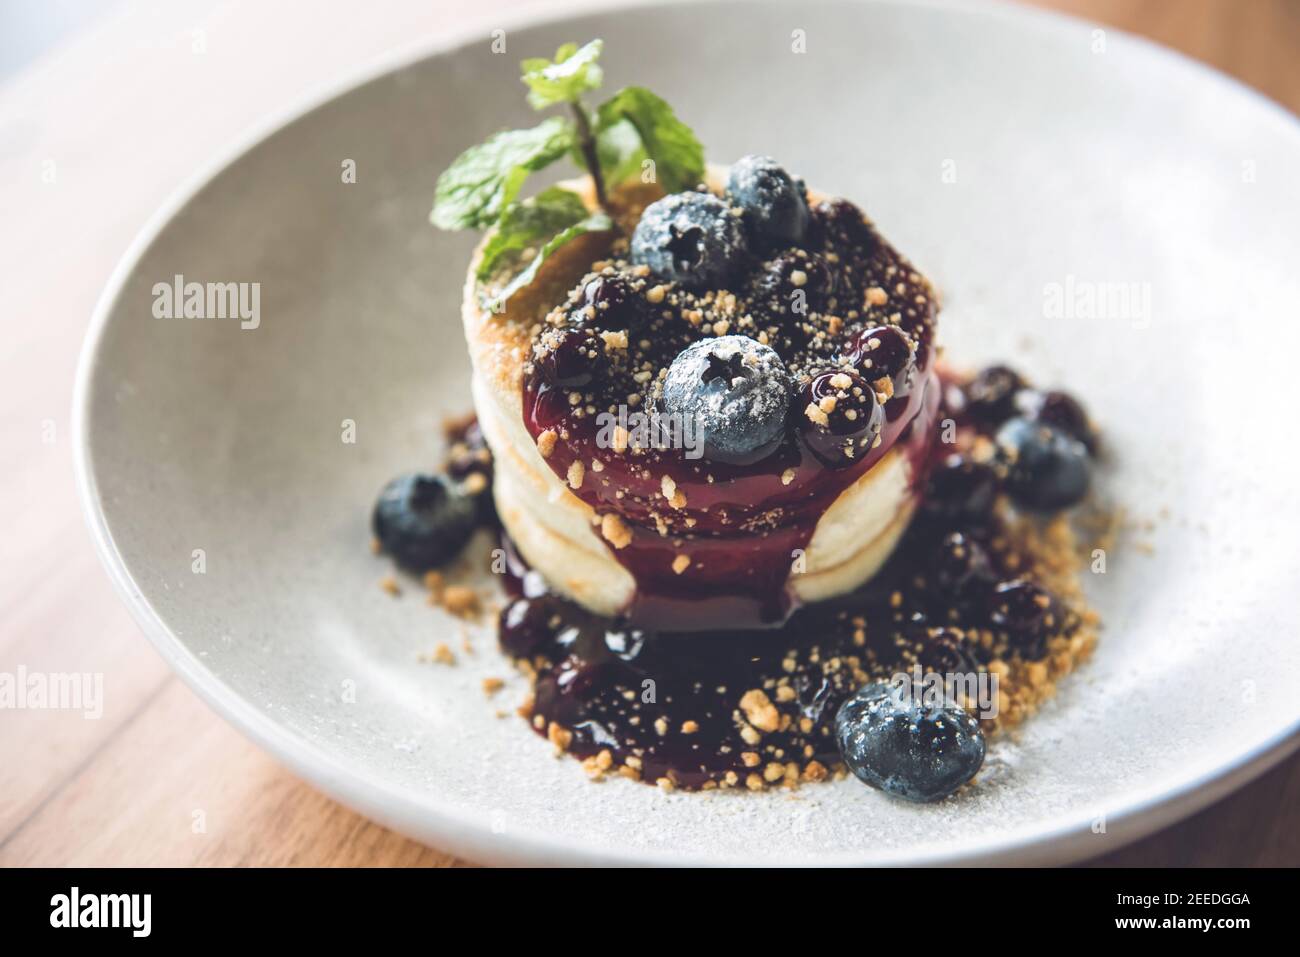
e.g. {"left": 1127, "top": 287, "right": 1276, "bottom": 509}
{"left": 630, "top": 191, "right": 748, "bottom": 289}
{"left": 660, "top": 335, "right": 791, "bottom": 464}
{"left": 725, "top": 155, "right": 810, "bottom": 247}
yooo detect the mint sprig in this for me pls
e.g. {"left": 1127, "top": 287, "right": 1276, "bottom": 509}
{"left": 430, "top": 117, "right": 573, "bottom": 230}
{"left": 485, "top": 210, "right": 613, "bottom": 314}
{"left": 475, "top": 186, "right": 589, "bottom": 282}
{"left": 430, "top": 38, "right": 704, "bottom": 310}
{"left": 521, "top": 40, "right": 603, "bottom": 110}
{"left": 596, "top": 87, "right": 703, "bottom": 194}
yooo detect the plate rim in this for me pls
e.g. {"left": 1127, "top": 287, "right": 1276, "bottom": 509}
{"left": 72, "top": 0, "right": 1300, "bottom": 866}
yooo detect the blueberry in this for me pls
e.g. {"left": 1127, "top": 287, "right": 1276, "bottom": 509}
{"left": 809, "top": 198, "right": 875, "bottom": 253}
{"left": 931, "top": 531, "right": 995, "bottom": 595}
{"left": 835, "top": 681, "right": 986, "bottom": 802}
{"left": 1014, "top": 388, "right": 1097, "bottom": 453}
{"left": 995, "top": 416, "right": 1091, "bottom": 510}
{"left": 724, "top": 155, "right": 810, "bottom": 247}
{"left": 748, "top": 249, "right": 834, "bottom": 317}
{"left": 987, "top": 579, "right": 1063, "bottom": 657}
{"left": 578, "top": 275, "right": 647, "bottom": 333}
{"left": 923, "top": 454, "right": 1000, "bottom": 522}
{"left": 498, "top": 593, "right": 568, "bottom": 657}
{"left": 630, "top": 192, "right": 747, "bottom": 289}
{"left": 445, "top": 420, "right": 495, "bottom": 523}
{"left": 535, "top": 326, "right": 598, "bottom": 388}
{"left": 844, "top": 325, "right": 916, "bottom": 398}
{"left": 964, "top": 365, "right": 1026, "bottom": 428}
{"left": 916, "top": 626, "right": 979, "bottom": 676}
{"left": 798, "top": 369, "right": 883, "bottom": 467}
{"left": 659, "top": 336, "right": 791, "bottom": 464}
{"left": 446, "top": 419, "right": 491, "bottom": 482}
{"left": 372, "top": 473, "right": 477, "bottom": 571}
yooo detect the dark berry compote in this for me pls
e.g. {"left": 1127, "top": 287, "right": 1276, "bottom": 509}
{"left": 500, "top": 358, "right": 1100, "bottom": 792}
{"left": 492, "top": 160, "right": 1100, "bottom": 793}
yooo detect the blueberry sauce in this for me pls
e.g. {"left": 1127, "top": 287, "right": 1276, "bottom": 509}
{"left": 496, "top": 378, "right": 1088, "bottom": 790}
{"left": 376, "top": 365, "right": 1094, "bottom": 790}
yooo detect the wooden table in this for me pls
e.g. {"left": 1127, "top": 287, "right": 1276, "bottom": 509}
{"left": 2, "top": 0, "right": 1296, "bottom": 867}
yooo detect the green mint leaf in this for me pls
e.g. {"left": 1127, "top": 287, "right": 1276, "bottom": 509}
{"left": 431, "top": 116, "right": 574, "bottom": 230}
{"left": 475, "top": 186, "right": 589, "bottom": 281}
{"left": 596, "top": 86, "right": 703, "bottom": 193}
{"left": 521, "top": 40, "right": 603, "bottom": 110}
{"left": 484, "top": 210, "right": 613, "bottom": 312}
{"left": 594, "top": 118, "right": 648, "bottom": 186}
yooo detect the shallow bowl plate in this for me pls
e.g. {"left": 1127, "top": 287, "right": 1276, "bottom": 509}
{"left": 76, "top": 0, "right": 1300, "bottom": 865}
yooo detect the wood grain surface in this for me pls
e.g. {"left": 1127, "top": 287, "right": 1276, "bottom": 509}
{"left": 1, "top": 0, "right": 1296, "bottom": 867}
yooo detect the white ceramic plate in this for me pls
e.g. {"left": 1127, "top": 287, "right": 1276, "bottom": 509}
{"left": 75, "top": 0, "right": 1300, "bottom": 865}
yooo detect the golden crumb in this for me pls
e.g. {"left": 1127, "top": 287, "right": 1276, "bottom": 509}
{"left": 600, "top": 329, "right": 628, "bottom": 352}
{"left": 865, "top": 286, "right": 888, "bottom": 306}
{"left": 441, "top": 585, "right": 480, "bottom": 619}
{"left": 536, "top": 429, "right": 557, "bottom": 458}
{"left": 422, "top": 570, "right": 444, "bottom": 593}
{"left": 802, "top": 760, "right": 829, "bottom": 782}
{"left": 661, "top": 474, "right": 677, "bottom": 502}
{"left": 482, "top": 676, "right": 504, "bottom": 697}
{"left": 659, "top": 474, "right": 688, "bottom": 508}
{"left": 804, "top": 402, "right": 830, "bottom": 427}
{"left": 430, "top": 642, "right": 456, "bottom": 665}
{"left": 781, "top": 467, "right": 796, "bottom": 486}
{"left": 378, "top": 576, "right": 400, "bottom": 597}
{"left": 547, "top": 722, "right": 574, "bottom": 754}
{"left": 740, "top": 689, "right": 780, "bottom": 733}
{"left": 600, "top": 513, "right": 633, "bottom": 549}
{"left": 645, "top": 284, "right": 667, "bottom": 304}
{"left": 681, "top": 720, "right": 699, "bottom": 734}
{"left": 671, "top": 554, "right": 691, "bottom": 575}
{"left": 567, "top": 459, "right": 585, "bottom": 490}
